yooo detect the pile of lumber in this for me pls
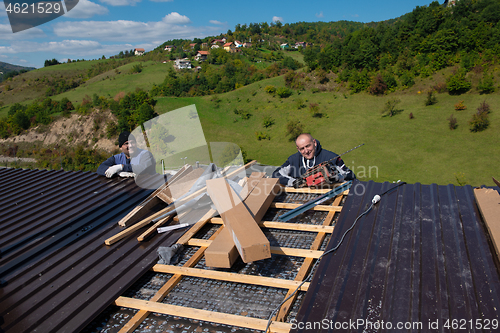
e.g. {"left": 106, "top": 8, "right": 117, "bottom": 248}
{"left": 104, "top": 161, "right": 282, "bottom": 268}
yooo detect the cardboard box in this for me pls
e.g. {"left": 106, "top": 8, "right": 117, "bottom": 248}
{"left": 206, "top": 177, "right": 271, "bottom": 264}
{"left": 205, "top": 177, "right": 280, "bottom": 267}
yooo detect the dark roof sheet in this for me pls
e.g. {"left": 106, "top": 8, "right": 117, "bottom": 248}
{"left": 292, "top": 180, "right": 500, "bottom": 332}
{"left": 0, "top": 167, "right": 184, "bottom": 333}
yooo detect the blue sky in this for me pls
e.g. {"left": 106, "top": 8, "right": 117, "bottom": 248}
{"left": 1, "top": 0, "right": 436, "bottom": 69}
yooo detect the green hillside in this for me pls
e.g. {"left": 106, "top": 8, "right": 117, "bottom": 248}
{"left": 1, "top": 0, "right": 499, "bottom": 187}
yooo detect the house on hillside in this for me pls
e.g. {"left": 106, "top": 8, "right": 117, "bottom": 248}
{"left": 280, "top": 43, "right": 290, "bottom": 50}
{"left": 223, "top": 42, "right": 237, "bottom": 53}
{"left": 243, "top": 42, "right": 252, "bottom": 48}
{"left": 164, "top": 45, "right": 176, "bottom": 52}
{"left": 294, "top": 41, "right": 307, "bottom": 49}
{"left": 174, "top": 58, "right": 192, "bottom": 70}
{"left": 201, "top": 42, "right": 208, "bottom": 49}
{"left": 134, "top": 48, "right": 145, "bottom": 56}
{"left": 195, "top": 51, "right": 209, "bottom": 62}
{"left": 189, "top": 43, "right": 197, "bottom": 50}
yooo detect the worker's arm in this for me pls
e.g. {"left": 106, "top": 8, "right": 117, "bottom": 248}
{"left": 272, "top": 159, "right": 297, "bottom": 186}
{"left": 96, "top": 155, "right": 118, "bottom": 176}
{"left": 334, "top": 157, "right": 356, "bottom": 181}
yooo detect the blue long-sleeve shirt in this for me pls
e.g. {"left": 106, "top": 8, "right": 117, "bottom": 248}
{"left": 96, "top": 149, "right": 156, "bottom": 176}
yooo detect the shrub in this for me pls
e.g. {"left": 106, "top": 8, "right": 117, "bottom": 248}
{"left": 309, "top": 103, "right": 321, "bottom": 117}
{"left": 381, "top": 98, "right": 401, "bottom": 117}
{"left": 454, "top": 101, "right": 466, "bottom": 111}
{"left": 296, "top": 98, "right": 306, "bottom": 109}
{"left": 478, "top": 74, "right": 495, "bottom": 94}
{"left": 130, "top": 63, "right": 143, "bottom": 74}
{"left": 286, "top": 120, "right": 304, "bottom": 141}
{"left": 469, "top": 112, "right": 489, "bottom": 132}
{"left": 425, "top": 91, "right": 437, "bottom": 106}
{"left": 448, "top": 114, "right": 458, "bottom": 130}
{"left": 263, "top": 116, "right": 275, "bottom": 128}
{"left": 255, "top": 131, "right": 270, "bottom": 140}
{"left": 446, "top": 70, "right": 471, "bottom": 95}
{"left": 469, "top": 101, "right": 490, "bottom": 132}
{"left": 399, "top": 72, "right": 415, "bottom": 88}
{"left": 369, "top": 73, "right": 388, "bottom": 95}
{"left": 477, "top": 100, "right": 490, "bottom": 114}
{"left": 431, "top": 82, "right": 447, "bottom": 93}
{"left": 276, "top": 87, "right": 293, "bottom": 98}
{"left": 265, "top": 85, "right": 276, "bottom": 94}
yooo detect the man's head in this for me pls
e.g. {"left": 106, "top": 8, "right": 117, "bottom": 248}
{"left": 118, "top": 131, "right": 136, "bottom": 158}
{"left": 296, "top": 133, "right": 317, "bottom": 160}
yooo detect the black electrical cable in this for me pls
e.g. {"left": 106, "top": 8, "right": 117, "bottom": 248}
{"left": 264, "top": 181, "right": 406, "bottom": 333}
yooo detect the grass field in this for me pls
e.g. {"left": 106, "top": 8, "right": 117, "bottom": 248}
{"left": 1, "top": 56, "right": 499, "bottom": 187}
{"left": 155, "top": 76, "right": 499, "bottom": 187}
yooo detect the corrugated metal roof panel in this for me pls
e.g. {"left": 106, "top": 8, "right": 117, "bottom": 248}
{"left": 293, "top": 180, "right": 500, "bottom": 332}
{"left": 0, "top": 167, "right": 184, "bottom": 333}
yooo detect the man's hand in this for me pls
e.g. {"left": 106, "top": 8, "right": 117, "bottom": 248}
{"left": 105, "top": 164, "right": 123, "bottom": 178}
{"left": 118, "top": 172, "right": 136, "bottom": 178}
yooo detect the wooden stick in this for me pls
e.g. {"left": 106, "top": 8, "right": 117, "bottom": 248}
{"left": 187, "top": 239, "right": 323, "bottom": 259}
{"left": 209, "top": 218, "right": 334, "bottom": 233}
{"left": 137, "top": 215, "right": 173, "bottom": 242}
{"left": 152, "top": 265, "right": 310, "bottom": 291}
{"left": 115, "top": 297, "right": 291, "bottom": 333}
{"left": 270, "top": 202, "right": 342, "bottom": 212}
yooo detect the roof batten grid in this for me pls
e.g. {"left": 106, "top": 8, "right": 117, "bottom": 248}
{"left": 89, "top": 185, "right": 347, "bottom": 332}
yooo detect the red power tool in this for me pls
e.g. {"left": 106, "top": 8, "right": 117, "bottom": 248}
{"left": 292, "top": 143, "right": 364, "bottom": 188}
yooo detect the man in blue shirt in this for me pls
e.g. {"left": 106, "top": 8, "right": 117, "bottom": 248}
{"left": 97, "top": 131, "right": 156, "bottom": 178}
{"left": 272, "top": 133, "right": 355, "bottom": 187}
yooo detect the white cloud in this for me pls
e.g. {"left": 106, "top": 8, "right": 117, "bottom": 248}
{"left": 0, "top": 2, "right": 6, "bottom": 17}
{"left": 316, "top": 11, "right": 324, "bottom": 18}
{"left": 65, "top": 0, "right": 109, "bottom": 19}
{"left": 52, "top": 12, "right": 212, "bottom": 42}
{"left": 0, "top": 23, "right": 46, "bottom": 40}
{"left": 209, "top": 20, "right": 226, "bottom": 25}
{"left": 1, "top": 39, "right": 135, "bottom": 56}
{"left": 99, "top": 0, "right": 141, "bottom": 6}
{"left": 162, "top": 12, "right": 191, "bottom": 24}
{"left": 272, "top": 16, "right": 284, "bottom": 23}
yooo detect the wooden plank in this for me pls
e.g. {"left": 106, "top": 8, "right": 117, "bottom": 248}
{"left": 152, "top": 265, "right": 310, "bottom": 291}
{"left": 474, "top": 188, "right": 500, "bottom": 259}
{"left": 105, "top": 205, "right": 175, "bottom": 246}
{"left": 115, "top": 297, "right": 291, "bottom": 333}
{"left": 137, "top": 215, "right": 173, "bottom": 242}
{"left": 206, "top": 177, "right": 271, "bottom": 263}
{"left": 117, "top": 165, "right": 189, "bottom": 227}
{"left": 205, "top": 177, "right": 280, "bottom": 268}
{"left": 210, "top": 218, "right": 334, "bottom": 233}
{"left": 188, "top": 239, "right": 323, "bottom": 259}
{"left": 271, "top": 202, "right": 342, "bottom": 212}
{"left": 118, "top": 225, "right": 224, "bottom": 333}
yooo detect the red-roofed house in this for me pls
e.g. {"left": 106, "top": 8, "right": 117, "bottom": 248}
{"left": 134, "top": 48, "right": 145, "bottom": 56}
{"left": 195, "top": 51, "right": 209, "bottom": 61}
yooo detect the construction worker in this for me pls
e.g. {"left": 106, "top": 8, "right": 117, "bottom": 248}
{"left": 272, "top": 133, "right": 355, "bottom": 186}
{"left": 97, "top": 131, "right": 156, "bottom": 178}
